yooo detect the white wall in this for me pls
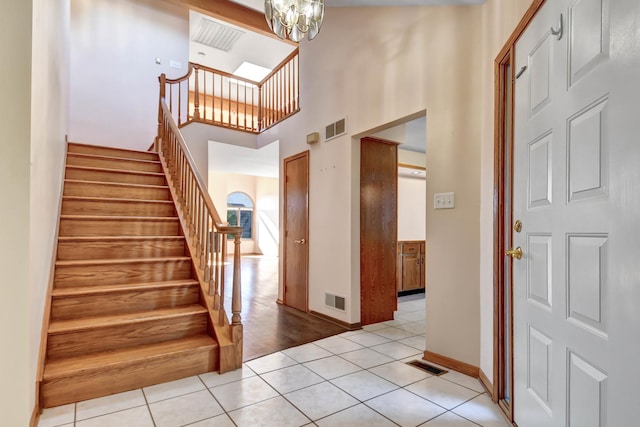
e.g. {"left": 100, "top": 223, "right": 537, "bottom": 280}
{"left": 69, "top": 0, "right": 189, "bottom": 150}
{"left": 0, "top": 0, "right": 70, "bottom": 423}
{"left": 398, "top": 177, "right": 426, "bottom": 241}
{"left": 478, "top": 0, "right": 534, "bottom": 382}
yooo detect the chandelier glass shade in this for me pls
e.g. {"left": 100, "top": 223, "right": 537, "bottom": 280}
{"left": 264, "top": 0, "right": 325, "bottom": 42}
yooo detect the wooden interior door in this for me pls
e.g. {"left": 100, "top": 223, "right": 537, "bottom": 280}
{"left": 360, "top": 137, "right": 398, "bottom": 325}
{"left": 283, "top": 151, "right": 309, "bottom": 312}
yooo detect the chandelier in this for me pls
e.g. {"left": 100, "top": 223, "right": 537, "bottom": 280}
{"left": 264, "top": 0, "right": 325, "bottom": 42}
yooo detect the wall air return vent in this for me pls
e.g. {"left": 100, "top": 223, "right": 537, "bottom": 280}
{"left": 193, "top": 18, "right": 244, "bottom": 52}
{"left": 325, "top": 117, "right": 347, "bottom": 141}
{"left": 325, "top": 293, "right": 346, "bottom": 311}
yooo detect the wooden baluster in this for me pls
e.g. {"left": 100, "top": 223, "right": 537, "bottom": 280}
{"left": 243, "top": 83, "right": 247, "bottom": 131}
{"left": 219, "top": 73, "right": 223, "bottom": 125}
{"left": 203, "top": 69, "right": 207, "bottom": 121}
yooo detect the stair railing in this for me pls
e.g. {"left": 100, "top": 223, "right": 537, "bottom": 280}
{"left": 156, "top": 98, "right": 243, "bottom": 371}
{"left": 161, "top": 49, "right": 299, "bottom": 133}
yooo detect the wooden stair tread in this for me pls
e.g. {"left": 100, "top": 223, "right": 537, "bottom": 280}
{"left": 66, "top": 165, "right": 165, "bottom": 178}
{"left": 55, "top": 256, "right": 190, "bottom": 267}
{"left": 63, "top": 196, "right": 174, "bottom": 205}
{"left": 64, "top": 179, "right": 168, "bottom": 190}
{"left": 68, "top": 152, "right": 161, "bottom": 166}
{"left": 48, "top": 305, "right": 208, "bottom": 334}
{"left": 57, "top": 235, "right": 185, "bottom": 242}
{"left": 51, "top": 279, "right": 199, "bottom": 297}
{"left": 60, "top": 215, "right": 178, "bottom": 221}
{"left": 43, "top": 335, "right": 217, "bottom": 379}
{"left": 68, "top": 142, "right": 158, "bottom": 157}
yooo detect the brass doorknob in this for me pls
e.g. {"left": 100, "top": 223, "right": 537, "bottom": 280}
{"left": 294, "top": 239, "right": 306, "bottom": 244}
{"left": 505, "top": 247, "right": 523, "bottom": 260}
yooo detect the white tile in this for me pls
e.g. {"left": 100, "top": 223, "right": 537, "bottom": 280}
{"left": 396, "top": 321, "right": 426, "bottom": 335}
{"left": 382, "top": 318, "right": 412, "bottom": 327}
{"left": 315, "top": 404, "right": 396, "bottom": 427}
{"left": 371, "top": 341, "right": 422, "bottom": 360}
{"left": 338, "top": 329, "right": 366, "bottom": 338}
{"left": 75, "top": 406, "right": 153, "bottom": 427}
{"left": 76, "top": 389, "right": 146, "bottom": 421}
{"left": 365, "top": 389, "right": 445, "bottom": 427}
{"left": 210, "top": 376, "right": 279, "bottom": 411}
{"left": 330, "top": 370, "right": 398, "bottom": 401}
{"left": 398, "top": 335, "right": 426, "bottom": 351}
{"left": 143, "top": 375, "right": 205, "bottom": 403}
{"left": 246, "top": 352, "right": 298, "bottom": 374}
{"left": 200, "top": 364, "right": 256, "bottom": 388}
{"left": 186, "top": 414, "right": 236, "bottom": 426}
{"left": 420, "top": 411, "right": 477, "bottom": 426}
{"left": 372, "top": 327, "right": 416, "bottom": 341}
{"left": 343, "top": 332, "right": 391, "bottom": 347}
{"left": 282, "top": 343, "right": 333, "bottom": 363}
{"left": 261, "top": 364, "right": 324, "bottom": 394}
{"left": 284, "top": 382, "right": 359, "bottom": 421}
{"left": 229, "top": 396, "right": 310, "bottom": 427}
{"left": 314, "top": 336, "right": 364, "bottom": 354}
{"left": 399, "top": 354, "right": 425, "bottom": 363}
{"left": 405, "top": 377, "right": 480, "bottom": 410}
{"left": 303, "top": 355, "right": 362, "bottom": 380}
{"left": 339, "top": 348, "right": 394, "bottom": 369}
{"left": 362, "top": 323, "right": 389, "bottom": 332}
{"left": 148, "top": 390, "right": 224, "bottom": 427}
{"left": 38, "top": 404, "right": 75, "bottom": 427}
{"left": 395, "top": 310, "right": 426, "bottom": 322}
{"left": 441, "top": 370, "right": 486, "bottom": 393}
{"left": 368, "top": 361, "right": 432, "bottom": 387}
{"left": 452, "top": 394, "right": 511, "bottom": 427}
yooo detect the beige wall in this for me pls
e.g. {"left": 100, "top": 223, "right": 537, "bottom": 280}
{"left": 259, "top": 1, "right": 535, "bottom": 369}
{"left": 398, "top": 177, "right": 426, "bottom": 241}
{"left": 478, "top": 0, "right": 534, "bottom": 382}
{"left": 259, "top": 5, "right": 484, "bottom": 365}
{"left": 68, "top": 0, "right": 189, "bottom": 150}
{"left": 0, "top": 0, "right": 70, "bottom": 423}
{"left": 0, "top": 2, "right": 33, "bottom": 423}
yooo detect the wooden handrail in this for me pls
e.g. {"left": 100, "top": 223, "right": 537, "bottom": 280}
{"left": 258, "top": 49, "right": 299, "bottom": 86}
{"left": 160, "top": 49, "right": 299, "bottom": 133}
{"left": 156, "top": 99, "right": 244, "bottom": 369}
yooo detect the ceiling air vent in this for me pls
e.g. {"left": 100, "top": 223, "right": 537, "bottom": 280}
{"left": 193, "top": 18, "right": 244, "bottom": 52}
{"left": 325, "top": 117, "right": 347, "bottom": 141}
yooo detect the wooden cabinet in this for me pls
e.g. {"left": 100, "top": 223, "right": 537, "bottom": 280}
{"left": 396, "top": 241, "right": 426, "bottom": 293}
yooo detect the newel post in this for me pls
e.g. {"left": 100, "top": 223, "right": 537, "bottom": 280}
{"left": 193, "top": 65, "right": 201, "bottom": 121}
{"left": 231, "top": 231, "right": 242, "bottom": 331}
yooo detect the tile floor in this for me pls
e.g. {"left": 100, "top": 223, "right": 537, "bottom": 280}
{"left": 39, "top": 296, "right": 510, "bottom": 427}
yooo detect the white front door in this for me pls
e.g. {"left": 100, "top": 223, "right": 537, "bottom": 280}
{"left": 512, "top": 0, "right": 640, "bottom": 425}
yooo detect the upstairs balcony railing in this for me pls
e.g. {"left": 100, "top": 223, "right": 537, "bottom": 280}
{"left": 160, "top": 49, "right": 299, "bottom": 133}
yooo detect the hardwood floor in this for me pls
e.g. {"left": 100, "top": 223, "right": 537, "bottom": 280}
{"left": 222, "top": 255, "right": 350, "bottom": 361}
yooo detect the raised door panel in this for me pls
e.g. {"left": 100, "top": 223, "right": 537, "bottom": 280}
{"left": 402, "top": 254, "right": 421, "bottom": 290}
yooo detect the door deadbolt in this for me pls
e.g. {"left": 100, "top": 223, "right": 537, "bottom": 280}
{"left": 513, "top": 220, "right": 522, "bottom": 233}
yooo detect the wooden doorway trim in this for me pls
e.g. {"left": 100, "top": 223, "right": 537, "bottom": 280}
{"left": 360, "top": 137, "right": 398, "bottom": 326}
{"left": 492, "top": 0, "right": 546, "bottom": 421}
{"left": 283, "top": 150, "right": 310, "bottom": 312}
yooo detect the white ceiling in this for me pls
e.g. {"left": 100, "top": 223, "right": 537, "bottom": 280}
{"left": 209, "top": 140, "right": 280, "bottom": 178}
{"left": 232, "top": 0, "right": 484, "bottom": 11}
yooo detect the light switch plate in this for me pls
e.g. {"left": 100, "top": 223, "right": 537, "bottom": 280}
{"left": 434, "top": 192, "right": 455, "bottom": 209}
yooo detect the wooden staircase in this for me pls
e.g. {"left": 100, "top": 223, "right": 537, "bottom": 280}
{"left": 41, "top": 143, "right": 219, "bottom": 408}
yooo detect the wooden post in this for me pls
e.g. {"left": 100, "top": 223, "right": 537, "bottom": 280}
{"left": 157, "top": 74, "right": 167, "bottom": 152}
{"left": 231, "top": 232, "right": 242, "bottom": 327}
{"left": 193, "top": 65, "right": 201, "bottom": 120}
